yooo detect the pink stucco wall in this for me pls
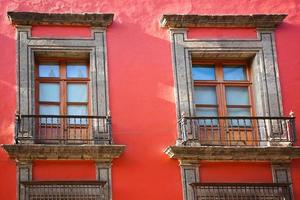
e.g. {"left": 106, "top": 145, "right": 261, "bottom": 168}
{"left": 1, "top": 0, "right": 300, "bottom": 199}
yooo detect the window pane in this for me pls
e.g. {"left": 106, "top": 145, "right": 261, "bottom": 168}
{"left": 67, "top": 84, "right": 87, "bottom": 102}
{"left": 223, "top": 65, "right": 246, "bottom": 80}
{"left": 39, "top": 64, "right": 59, "bottom": 77}
{"left": 196, "top": 107, "right": 218, "bottom": 117}
{"left": 226, "top": 87, "right": 249, "bottom": 105}
{"left": 195, "top": 107, "right": 218, "bottom": 125}
{"left": 39, "top": 105, "right": 60, "bottom": 124}
{"left": 227, "top": 107, "right": 251, "bottom": 126}
{"left": 39, "top": 83, "right": 60, "bottom": 102}
{"left": 194, "top": 86, "right": 217, "bottom": 105}
{"left": 192, "top": 65, "right": 215, "bottom": 80}
{"left": 67, "top": 64, "right": 88, "bottom": 78}
{"left": 227, "top": 107, "right": 250, "bottom": 116}
{"left": 68, "top": 105, "right": 88, "bottom": 124}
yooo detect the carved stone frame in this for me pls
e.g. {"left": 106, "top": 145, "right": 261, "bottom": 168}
{"left": 9, "top": 11, "right": 115, "bottom": 200}
{"left": 170, "top": 28, "right": 283, "bottom": 144}
{"left": 16, "top": 26, "right": 109, "bottom": 117}
{"left": 168, "top": 26, "right": 285, "bottom": 200}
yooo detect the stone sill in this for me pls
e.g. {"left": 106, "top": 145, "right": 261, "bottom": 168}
{"left": 2, "top": 144, "right": 125, "bottom": 161}
{"left": 165, "top": 145, "right": 300, "bottom": 162}
{"left": 160, "top": 14, "right": 287, "bottom": 28}
{"left": 7, "top": 11, "right": 114, "bottom": 27}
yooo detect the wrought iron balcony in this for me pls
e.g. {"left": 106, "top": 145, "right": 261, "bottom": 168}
{"left": 179, "top": 115, "right": 296, "bottom": 146}
{"left": 21, "top": 181, "right": 106, "bottom": 200}
{"left": 15, "top": 114, "right": 112, "bottom": 144}
{"left": 190, "top": 183, "right": 292, "bottom": 200}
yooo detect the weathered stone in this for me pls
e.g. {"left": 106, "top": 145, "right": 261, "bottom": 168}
{"left": 2, "top": 144, "right": 125, "bottom": 161}
{"left": 160, "top": 14, "right": 287, "bottom": 28}
{"left": 7, "top": 11, "right": 114, "bottom": 27}
{"left": 165, "top": 146, "right": 300, "bottom": 161}
{"left": 179, "top": 160, "right": 199, "bottom": 200}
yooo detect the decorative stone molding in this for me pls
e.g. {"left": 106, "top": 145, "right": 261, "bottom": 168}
{"left": 97, "top": 162, "right": 112, "bottom": 200}
{"left": 167, "top": 28, "right": 285, "bottom": 144}
{"left": 17, "top": 161, "right": 32, "bottom": 200}
{"left": 165, "top": 146, "right": 300, "bottom": 161}
{"left": 179, "top": 160, "right": 199, "bottom": 200}
{"left": 272, "top": 163, "right": 292, "bottom": 183}
{"left": 271, "top": 163, "right": 294, "bottom": 199}
{"left": 14, "top": 25, "right": 109, "bottom": 118}
{"left": 2, "top": 144, "right": 125, "bottom": 161}
{"left": 160, "top": 14, "right": 287, "bottom": 28}
{"left": 7, "top": 11, "right": 114, "bottom": 27}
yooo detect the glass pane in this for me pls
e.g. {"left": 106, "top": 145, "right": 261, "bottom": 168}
{"left": 39, "top": 64, "right": 60, "bottom": 77}
{"left": 223, "top": 65, "right": 246, "bottom": 80}
{"left": 39, "top": 105, "right": 60, "bottom": 124}
{"left": 196, "top": 107, "right": 218, "bottom": 117}
{"left": 67, "top": 64, "right": 88, "bottom": 78}
{"left": 192, "top": 65, "right": 215, "bottom": 80}
{"left": 226, "top": 87, "right": 249, "bottom": 105}
{"left": 195, "top": 107, "right": 218, "bottom": 125}
{"left": 39, "top": 83, "right": 60, "bottom": 102}
{"left": 67, "top": 105, "right": 88, "bottom": 124}
{"left": 227, "top": 107, "right": 251, "bottom": 126}
{"left": 67, "top": 84, "right": 87, "bottom": 102}
{"left": 194, "top": 86, "right": 217, "bottom": 105}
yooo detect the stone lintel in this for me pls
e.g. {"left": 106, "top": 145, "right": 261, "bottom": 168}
{"left": 160, "top": 14, "right": 287, "bottom": 28}
{"left": 165, "top": 146, "right": 300, "bottom": 161}
{"left": 7, "top": 11, "right": 114, "bottom": 27}
{"left": 2, "top": 144, "right": 125, "bottom": 161}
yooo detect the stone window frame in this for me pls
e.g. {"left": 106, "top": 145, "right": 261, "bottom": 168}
{"left": 169, "top": 28, "right": 284, "bottom": 143}
{"left": 161, "top": 14, "right": 288, "bottom": 200}
{"left": 16, "top": 25, "right": 109, "bottom": 117}
{"left": 6, "top": 11, "right": 120, "bottom": 200}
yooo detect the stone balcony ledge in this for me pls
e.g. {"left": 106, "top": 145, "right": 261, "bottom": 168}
{"left": 165, "top": 145, "right": 300, "bottom": 162}
{"left": 2, "top": 144, "right": 125, "bottom": 161}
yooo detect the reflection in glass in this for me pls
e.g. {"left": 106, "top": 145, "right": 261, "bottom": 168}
{"left": 39, "top": 105, "right": 60, "bottom": 124}
{"left": 39, "top": 64, "right": 60, "bottom": 77}
{"left": 196, "top": 107, "right": 218, "bottom": 125}
{"left": 226, "top": 87, "right": 249, "bottom": 105}
{"left": 67, "top": 84, "right": 87, "bottom": 102}
{"left": 194, "top": 86, "right": 217, "bottom": 105}
{"left": 67, "top": 64, "right": 88, "bottom": 78}
{"left": 192, "top": 65, "right": 215, "bottom": 80}
{"left": 39, "top": 83, "right": 60, "bottom": 102}
{"left": 68, "top": 105, "right": 88, "bottom": 124}
{"left": 196, "top": 107, "right": 218, "bottom": 117}
{"left": 223, "top": 66, "right": 246, "bottom": 81}
{"left": 227, "top": 107, "right": 251, "bottom": 126}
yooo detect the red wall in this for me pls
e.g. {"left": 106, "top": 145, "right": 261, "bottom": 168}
{"left": 200, "top": 162, "right": 273, "bottom": 183}
{"left": 1, "top": 0, "right": 300, "bottom": 200}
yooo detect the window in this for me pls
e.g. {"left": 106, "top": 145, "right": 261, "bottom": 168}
{"left": 192, "top": 61, "right": 253, "bottom": 120}
{"left": 36, "top": 59, "right": 90, "bottom": 120}
{"left": 35, "top": 58, "right": 93, "bottom": 142}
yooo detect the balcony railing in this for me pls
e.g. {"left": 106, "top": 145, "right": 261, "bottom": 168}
{"left": 15, "top": 114, "right": 112, "bottom": 144}
{"left": 190, "top": 183, "right": 292, "bottom": 200}
{"left": 21, "top": 181, "right": 106, "bottom": 200}
{"left": 179, "top": 116, "right": 296, "bottom": 146}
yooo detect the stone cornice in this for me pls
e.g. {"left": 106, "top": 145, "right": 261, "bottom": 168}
{"left": 2, "top": 144, "right": 125, "bottom": 161}
{"left": 160, "top": 14, "right": 287, "bottom": 28}
{"left": 7, "top": 11, "right": 114, "bottom": 27}
{"left": 165, "top": 146, "right": 300, "bottom": 162}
